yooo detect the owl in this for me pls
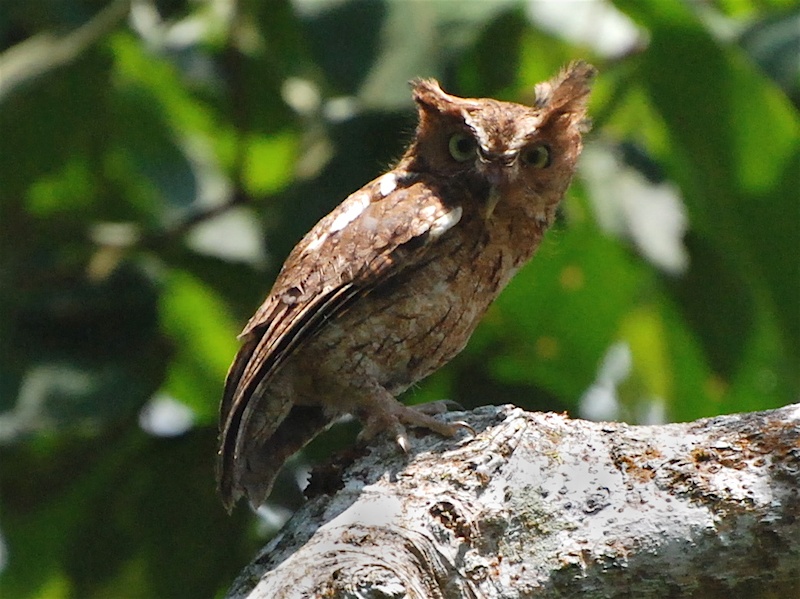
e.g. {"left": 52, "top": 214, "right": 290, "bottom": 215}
{"left": 218, "top": 62, "right": 595, "bottom": 510}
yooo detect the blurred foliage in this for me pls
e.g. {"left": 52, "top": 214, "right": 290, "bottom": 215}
{"left": 0, "top": 0, "right": 798, "bottom": 597}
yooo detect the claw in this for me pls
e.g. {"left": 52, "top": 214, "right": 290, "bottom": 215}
{"left": 450, "top": 420, "right": 476, "bottom": 437}
{"left": 396, "top": 432, "right": 410, "bottom": 453}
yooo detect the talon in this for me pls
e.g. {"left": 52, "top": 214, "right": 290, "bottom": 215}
{"left": 451, "top": 420, "right": 476, "bottom": 436}
{"left": 396, "top": 433, "right": 410, "bottom": 453}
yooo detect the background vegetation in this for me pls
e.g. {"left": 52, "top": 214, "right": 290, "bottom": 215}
{"left": 1, "top": 0, "right": 797, "bottom": 597}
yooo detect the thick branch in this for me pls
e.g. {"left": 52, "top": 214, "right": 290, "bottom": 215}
{"left": 226, "top": 404, "right": 800, "bottom": 598}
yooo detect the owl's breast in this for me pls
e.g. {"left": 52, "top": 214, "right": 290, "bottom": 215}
{"left": 294, "top": 218, "right": 521, "bottom": 399}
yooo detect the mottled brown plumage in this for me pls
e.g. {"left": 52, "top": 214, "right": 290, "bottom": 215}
{"left": 218, "top": 62, "right": 595, "bottom": 510}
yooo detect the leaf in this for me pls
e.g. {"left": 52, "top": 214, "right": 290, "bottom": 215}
{"left": 738, "top": 8, "right": 800, "bottom": 105}
{"left": 664, "top": 234, "right": 755, "bottom": 380}
{"left": 616, "top": 0, "right": 800, "bottom": 377}
{"left": 473, "top": 220, "right": 648, "bottom": 404}
{"left": 242, "top": 130, "right": 300, "bottom": 196}
{"left": 0, "top": 262, "right": 167, "bottom": 442}
{"left": 159, "top": 269, "right": 242, "bottom": 424}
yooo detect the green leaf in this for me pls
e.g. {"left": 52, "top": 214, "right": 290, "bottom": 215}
{"left": 616, "top": 0, "right": 800, "bottom": 376}
{"left": 242, "top": 130, "right": 300, "bottom": 196}
{"left": 474, "top": 221, "right": 648, "bottom": 404}
{"left": 0, "top": 263, "right": 167, "bottom": 442}
{"left": 159, "top": 269, "right": 241, "bottom": 424}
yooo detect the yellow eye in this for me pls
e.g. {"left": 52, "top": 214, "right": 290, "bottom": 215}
{"left": 448, "top": 133, "right": 477, "bottom": 162}
{"left": 521, "top": 143, "right": 552, "bottom": 168}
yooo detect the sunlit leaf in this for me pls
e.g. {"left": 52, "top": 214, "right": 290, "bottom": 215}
{"left": 615, "top": 0, "right": 800, "bottom": 374}
{"left": 159, "top": 269, "right": 241, "bottom": 423}
{"left": 242, "top": 130, "right": 300, "bottom": 196}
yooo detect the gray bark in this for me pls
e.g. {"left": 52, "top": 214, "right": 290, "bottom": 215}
{"left": 225, "top": 403, "right": 800, "bottom": 598}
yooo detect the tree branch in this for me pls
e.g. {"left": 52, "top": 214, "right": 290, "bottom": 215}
{"left": 0, "top": 0, "right": 131, "bottom": 104}
{"left": 225, "top": 403, "right": 800, "bottom": 598}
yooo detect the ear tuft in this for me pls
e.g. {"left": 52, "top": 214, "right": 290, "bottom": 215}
{"left": 410, "top": 78, "right": 444, "bottom": 98}
{"left": 410, "top": 78, "right": 455, "bottom": 115}
{"left": 534, "top": 61, "right": 596, "bottom": 123}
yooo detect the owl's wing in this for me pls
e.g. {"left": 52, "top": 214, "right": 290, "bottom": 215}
{"left": 218, "top": 175, "right": 463, "bottom": 508}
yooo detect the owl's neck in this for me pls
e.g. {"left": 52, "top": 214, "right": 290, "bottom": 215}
{"left": 487, "top": 198, "right": 549, "bottom": 274}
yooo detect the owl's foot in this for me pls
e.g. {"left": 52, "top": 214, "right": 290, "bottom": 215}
{"left": 410, "top": 399, "right": 464, "bottom": 415}
{"left": 358, "top": 393, "right": 473, "bottom": 453}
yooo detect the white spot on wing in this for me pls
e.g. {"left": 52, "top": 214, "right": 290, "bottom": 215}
{"left": 379, "top": 173, "right": 397, "bottom": 197}
{"left": 306, "top": 233, "right": 327, "bottom": 252}
{"left": 419, "top": 205, "right": 438, "bottom": 220}
{"left": 329, "top": 194, "right": 370, "bottom": 233}
{"left": 429, "top": 206, "right": 463, "bottom": 239}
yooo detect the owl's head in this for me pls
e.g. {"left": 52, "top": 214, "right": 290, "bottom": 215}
{"left": 404, "top": 62, "right": 595, "bottom": 222}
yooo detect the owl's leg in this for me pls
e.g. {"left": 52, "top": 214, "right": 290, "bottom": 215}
{"left": 355, "top": 382, "right": 471, "bottom": 452}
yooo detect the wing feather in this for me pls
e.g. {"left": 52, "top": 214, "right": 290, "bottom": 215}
{"left": 217, "top": 176, "right": 463, "bottom": 505}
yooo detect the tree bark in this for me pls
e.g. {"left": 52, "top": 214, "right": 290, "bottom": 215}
{"left": 224, "top": 404, "right": 800, "bottom": 598}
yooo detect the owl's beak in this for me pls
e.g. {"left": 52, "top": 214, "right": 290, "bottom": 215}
{"left": 475, "top": 146, "right": 517, "bottom": 219}
{"left": 484, "top": 185, "right": 502, "bottom": 219}
{"left": 476, "top": 157, "right": 511, "bottom": 219}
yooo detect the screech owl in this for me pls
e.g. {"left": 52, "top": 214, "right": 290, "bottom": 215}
{"left": 218, "top": 62, "right": 595, "bottom": 510}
